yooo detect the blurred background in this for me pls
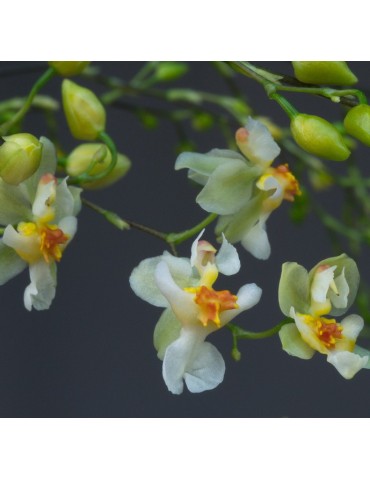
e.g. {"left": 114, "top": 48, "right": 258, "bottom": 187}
{"left": 0, "top": 61, "right": 369, "bottom": 417}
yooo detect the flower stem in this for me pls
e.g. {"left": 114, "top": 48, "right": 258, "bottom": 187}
{"left": 166, "top": 213, "right": 218, "bottom": 245}
{"left": 227, "top": 318, "right": 294, "bottom": 341}
{"left": 0, "top": 67, "right": 56, "bottom": 135}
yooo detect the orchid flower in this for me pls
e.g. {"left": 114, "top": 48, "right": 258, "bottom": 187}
{"left": 175, "top": 117, "right": 300, "bottom": 260}
{"left": 278, "top": 254, "right": 370, "bottom": 379}
{"left": 0, "top": 137, "right": 81, "bottom": 310}
{"left": 129, "top": 231, "right": 262, "bottom": 394}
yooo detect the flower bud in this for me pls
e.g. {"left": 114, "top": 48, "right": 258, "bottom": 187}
{"left": 0, "top": 133, "right": 42, "bottom": 185}
{"left": 290, "top": 114, "right": 350, "bottom": 161}
{"left": 49, "top": 61, "right": 90, "bottom": 76}
{"left": 292, "top": 61, "right": 358, "bottom": 86}
{"left": 343, "top": 104, "right": 370, "bottom": 147}
{"left": 154, "top": 62, "right": 188, "bottom": 82}
{"left": 66, "top": 143, "right": 131, "bottom": 189}
{"left": 62, "top": 80, "right": 106, "bottom": 140}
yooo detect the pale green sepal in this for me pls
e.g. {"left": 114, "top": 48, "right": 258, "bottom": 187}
{"left": 0, "top": 241, "right": 27, "bottom": 285}
{"left": 0, "top": 180, "right": 31, "bottom": 225}
{"left": 68, "top": 186, "right": 82, "bottom": 216}
{"left": 153, "top": 308, "right": 181, "bottom": 360}
{"left": 309, "top": 254, "right": 359, "bottom": 316}
{"left": 353, "top": 345, "right": 370, "bottom": 369}
{"left": 24, "top": 137, "right": 57, "bottom": 200}
{"left": 197, "top": 161, "right": 260, "bottom": 215}
{"left": 278, "top": 262, "right": 310, "bottom": 317}
{"left": 215, "top": 193, "right": 264, "bottom": 243}
{"left": 129, "top": 254, "right": 192, "bottom": 308}
{"left": 279, "top": 323, "right": 315, "bottom": 359}
{"left": 175, "top": 149, "right": 246, "bottom": 177}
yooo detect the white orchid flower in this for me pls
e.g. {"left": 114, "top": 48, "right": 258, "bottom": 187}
{"left": 130, "top": 231, "right": 262, "bottom": 394}
{"left": 278, "top": 255, "right": 370, "bottom": 379}
{"left": 175, "top": 117, "right": 300, "bottom": 260}
{"left": 0, "top": 137, "right": 81, "bottom": 310}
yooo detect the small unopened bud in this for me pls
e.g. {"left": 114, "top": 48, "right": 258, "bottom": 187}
{"left": 344, "top": 104, "right": 370, "bottom": 147}
{"left": 292, "top": 61, "right": 358, "bottom": 86}
{"left": 66, "top": 143, "right": 131, "bottom": 189}
{"left": 62, "top": 80, "right": 106, "bottom": 140}
{"left": 0, "top": 133, "right": 42, "bottom": 185}
{"left": 291, "top": 114, "right": 350, "bottom": 161}
{"left": 155, "top": 62, "right": 188, "bottom": 82}
{"left": 49, "top": 61, "right": 90, "bottom": 76}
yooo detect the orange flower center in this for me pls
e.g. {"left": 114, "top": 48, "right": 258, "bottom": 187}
{"left": 314, "top": 317, "right": 343, "bottom": 349}
{"left": 186, "top": 285, "right": 238, "bottom": 327}
{"left": 273, "top": 164, "right": 301, "bottom": 201}
{"left": 40, "top": 225, "right": 69, "bottom": 263}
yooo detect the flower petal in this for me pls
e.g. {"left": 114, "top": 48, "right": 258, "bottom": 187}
{"left": 58, "top": 216, "right": 78, "bottom": 244}
{"left": 196, "top": 161, "right": 260, "bottom": 215}
{"left": 311, "top": 265, "right": 336, "bottom": 304}
{"left": 190, "top": 229, "right": 205, "bottom": 268}
{"left": 162, "top": 328, "right": 206, "bottom": 394}
{"left": 328, "top": 267, "right": 349, "bottom": 310}
{"left": 215, "top": 233, "right": 240, "bottom": 275}
{"left": 327, "top": 350, "right": 368, "bottom": 379}
{"left": 55, "top": 179, "right": 80, "bottom": 221}
{"left": 3, "top": 225, "right": 40, "bottom": 263}
{"left": 290, "top": 307, "right": 328, "bottom": 354}
{"left": 0, "top": 180, "right": 31, "bottom": 225}
{"left": 0, "top": 240, "right": 27, "bottom": 285}
{"left": 279, "top": 323, "right": 315, "bottom": 360}
{"left": 278, "top": 262, "right": 310, "bottom": 317}
{"left": 236, "top": 117, "right": 281, "bottom": 167}
{"left": 155, "top": 261, "right": 198, "bottom": 325}
{"left": 153, "top": 308, "right": 182, "bottom": 361}
{"left": 175, "top": 149, "right": 246, "bottom": 177}
{"left": 353, "top": 346, "right": 370, "bottom": 369}
{"left": 129, "top": 254, "right": 192, "bottom": 308}
{"left": 184, "top": 341, "right": 225, "bottom": 393}
{"left": 24, "top": 260, "right": 57, "bottom": 311}
{"left": 220, "top": 283, "right": 262, "bottom": 325}
{"left": 241, "top": 217, "right": 271, "bottom": 260}
{"left": 340, "top": 314, "right": 364, "bottom": 342}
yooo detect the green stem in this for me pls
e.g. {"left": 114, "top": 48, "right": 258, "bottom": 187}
{"left": 270, "top": 93, "right": 298, "bottom": 119}
{"left": 227, "top": 318, "right": 294, "bottom": 341}
{"left": 82, "top": 198, "right": 129, "bottom": 230}
{"left": 0, "top": 67, "right": 56, "bottom": 135}
{"left": 68, "top": 131, "right": 117, "bottom": 185}
{"left": 166, "top": 213, "right": 218, "bottom": 245}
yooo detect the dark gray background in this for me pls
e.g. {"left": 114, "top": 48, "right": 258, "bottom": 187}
{"left": 0, "top": 62, "right": 369, "bottom": 417}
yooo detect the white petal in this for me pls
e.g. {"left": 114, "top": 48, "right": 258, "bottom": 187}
{"left": 0, "top": 179, "right": 31, "bottom": 225}
{"left": 162, "top": 328, "right": 206, "bottom": 395}
{"left": 190, "top": 229, "right": 205, "bottom": 267}
{"left": 129, "top": 254, "right": 192, "bottom": 308}
{"left": 215, "top": 233, "right": 240, "bottom": 275}
{"left": 58, "top": 216, "right": 78, "bottom": 245}
{"left": 279, "top": 323, "right": 315, "bottom": 360}
{"left": 184, "top": 341, "right": 225, "bottom": 393}
{"left": 55, "top": 179, "right": 78, "bottom": 221}
{"left": 236, "top": 117, "right": 281, "bottom": 167}
{"left": 221, "top": 283, "right": 262, "bottom": 325}
{"left": 353, "top": 346, "right": 370, "bottom": 369}
{"left": 32, "top": 177, "right": 56, "bottom": 219}
{"left": 327, "top": 350, "right": 368, "bottom": 379}
{"left": 340, "top": 314, "right": 364, "bottom": 342}
{"left": 155, "top": 261, "right": 198, "bottom": 326}
{"left": 24, "top": 261, "right": 56, "bottom": 311}
{"left": 328, "top": 268, "right": 349, "bottom": 309}
{"left": 0, "top": 240, "right": 27, "bottom": 285}
{"left": 241, "top": 217, "right": 271, "bottom": 260}
{"left": 257, "top": 174, "right": 282, "bottom": 201}
{"left": 311, "top": 265, "right": 336, "bottom": 304}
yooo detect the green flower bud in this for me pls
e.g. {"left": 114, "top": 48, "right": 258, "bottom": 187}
{"left": 291, "top": 114, "right": 350, "bottom": 161}
{"left": 62, "top": 79, "right": 106, "bottom": 140}
{"left": 0, "top": 133, "right": 42, "bottom": 185}
{"left": 292, "top": 61, "right": 358, "bottom": 86}
{"left": 49, "top": 61, "right": 90, "bottom": 76}
{"left": 66, "top": 143, "right": 131, "bottom": 189}
{"left": 154, "top": 62, "right": 188, "bottom": 82}
{"left": 344, "top": 104, "right": 370, "bottom": 147}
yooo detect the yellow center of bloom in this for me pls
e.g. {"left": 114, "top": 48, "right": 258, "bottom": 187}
{"left": 304, "top": 314, "right": 343, "bottom": 349}
{"left": 17, "top": 221, "right": 69, "bottom": 264}
{"left": 273, "top": 164, "right": 301, "bottom": 201}
{"left": 185, "top": 285, "right": 238, "bottom": 328}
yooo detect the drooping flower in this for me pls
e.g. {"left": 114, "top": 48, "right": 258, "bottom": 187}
{"left": 278, "top": 255, "right": 370, "bottom": 379}
{"left": 0, "top": 137, "right": 81, "bottom": 310}
{"left": 129, "top": 231, "right": 262, "bottom": 394}
{"left": 175, "top": 117, "right": 300, "bottom": 260}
